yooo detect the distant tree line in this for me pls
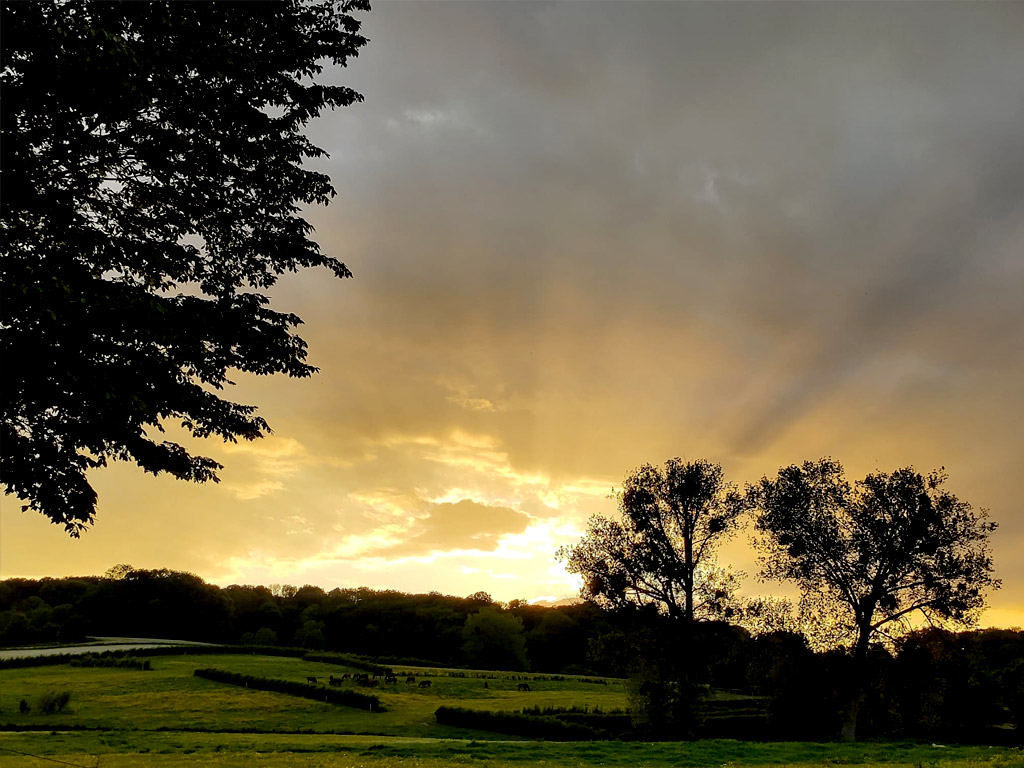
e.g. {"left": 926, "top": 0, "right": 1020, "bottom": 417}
{"left": 0, "top": 567, "right": 604, "bottom": 673}
{"left": 1, "top": 565, "right": 1021, "bottom": 741}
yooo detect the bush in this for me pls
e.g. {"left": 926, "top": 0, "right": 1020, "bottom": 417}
{"left": 435, "top": 706, "right": 605, "bottom": 740}
{"left": 253, "top": 627, "right": 278, "bottom": 646}
{"left": 194, "top": 667, "right": 383, "bottom": 712}
{"left": 35, "top": 691, "right": 71, "bottom": 714}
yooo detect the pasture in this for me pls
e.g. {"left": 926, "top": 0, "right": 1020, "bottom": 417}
{"left": 0, "top": 653, "right": 627, "bottom": 737}
{"left": 0, "top": 653, "right": 1020, "bottom": 767}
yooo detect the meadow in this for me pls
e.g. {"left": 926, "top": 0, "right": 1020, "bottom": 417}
{"left": 1, "top": 652, "right": 1020, "bottom": 767}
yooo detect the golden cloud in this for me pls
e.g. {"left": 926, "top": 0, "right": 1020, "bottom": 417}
{"left": 368, "top": 499, "right": 532, "bottom": 556}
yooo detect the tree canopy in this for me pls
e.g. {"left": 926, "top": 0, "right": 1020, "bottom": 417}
{"left": 0, "top": 0, "right": 370, "bottom": 533}
{"left": 558, "top": 458, "right": 747, "bottom": 622}
{"left": 461, "top": 606, "right": 529, "bottom": 672}
{"left": 750, "top": 458, "right": 999, "bottom": 738}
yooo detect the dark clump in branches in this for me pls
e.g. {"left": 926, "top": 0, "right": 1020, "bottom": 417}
{"left": 1, "top": 0, "right": 370, "bottom": 533}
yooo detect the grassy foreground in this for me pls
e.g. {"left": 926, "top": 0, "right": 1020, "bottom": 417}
{"left": 1, "top": 733, "right": 1021, "bottom": 768}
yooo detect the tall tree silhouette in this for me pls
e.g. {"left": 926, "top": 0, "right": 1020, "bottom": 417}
{"left": 1, "top": 0, "right": 370, "bottom": 533}
{"left": 559, "top": 458, "right": 747, "bottom": 622}
{"left": 750, "top": 458, "right": 999, "bottom": 740}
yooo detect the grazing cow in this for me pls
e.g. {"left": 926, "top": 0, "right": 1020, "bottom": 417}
{"left": 306, "top": 676, "right": 318, "bottom": 685}
{"left": 341, "top": 673, "right": 351, "bottom": 681}
{"left": 328, "top": 675, "right": 342, "bottom": 687}
{"left": 517, "top": 683, "right": 531, "bottom": 692}
{"left": 354, "top": 673, "right": 369, "bottom": 682}
{"left": 384, "top": 674, "right": 398, "bottom": 684}
{"left": 406, "top": 676, "right": 416, "bottom": 684}
{"left": 418, "top": 680, "right": 432, "bottom": 688}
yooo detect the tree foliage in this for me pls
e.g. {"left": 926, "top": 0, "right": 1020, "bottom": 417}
{"left": 752, "top": 459, "right": 999, "bottom": 649}
{"left": 558, "top": 458, "right": 747, "bottom": 622}
{"left": 461, "top": 606, "right": 529, "bottom": 671}
{"left": 750, "top": 458, "right": 999, "bottom": 738}
{"left": 0, "top": 0, "right": 370, "bottom": 533}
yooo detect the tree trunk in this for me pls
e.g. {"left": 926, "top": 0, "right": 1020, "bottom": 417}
{"left": 683, "top": 521, "right": 694, "bottom": 623}
{"left": 840, "top": 696, "right": 860, "bottom": 741}
{"left": 840, "top": 621, "right": 872, "bottom": 741}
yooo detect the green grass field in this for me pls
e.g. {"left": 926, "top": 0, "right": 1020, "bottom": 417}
{"left": 0, "top": 653, "right": 627, "bottom": 737}
{"left": 1, "top": 653, "right": 1021, "bottom": 767}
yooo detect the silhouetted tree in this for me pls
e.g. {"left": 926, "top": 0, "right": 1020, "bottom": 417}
{"left": 1005, "top": 658, "right": 1024, "bottom": 732}
{"left": 559, "top": 458, "right": 747, "bottom": 622}
{"left": 591, "top": 605, "right": 707, "bottom": 739}
{"left": 750, "top": 459, "right": 999, "bottom": 740}
{"left": 461, "top": 607, "right": 529, "bottom": 671}
{"left": 1, "top": 0, "right": 369, "bottom": 533}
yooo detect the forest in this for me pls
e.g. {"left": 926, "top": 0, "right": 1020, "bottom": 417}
{"left": 1, "top": 566, "right": 1022, "bottom": 743}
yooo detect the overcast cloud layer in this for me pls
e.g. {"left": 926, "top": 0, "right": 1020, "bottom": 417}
{"left": 3, "top": 2, "right": 1023, "bottom": 624}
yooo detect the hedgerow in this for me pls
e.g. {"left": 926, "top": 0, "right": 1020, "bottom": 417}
{"left": 434, "top": 706, "right": 605, "bottom": 740}
{"left": 193, "top": 667, "right": 384, "bottom": 712}
{"left": 69, "top": 653, "right": 151, "bottom": 670}
{"left": 301, "top": 652, "right": 390, "bottom": 676}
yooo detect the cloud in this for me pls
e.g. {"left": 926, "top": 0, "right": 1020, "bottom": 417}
{"left": 384, "top": 499, "right": 532, "bottom": 556}
{"left": 218, "top": 436, "right": 308, "bottom": 500}
{"left": 447, "top": 395, "right": 498, "bottom": 412}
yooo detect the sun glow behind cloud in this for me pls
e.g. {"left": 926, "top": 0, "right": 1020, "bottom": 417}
{"left": 147, "top": 423, "right": 618, "bottom": 600}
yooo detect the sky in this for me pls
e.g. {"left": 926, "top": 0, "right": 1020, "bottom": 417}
{"left": 3, "top": 1, "right": 1023, "bottom": 626}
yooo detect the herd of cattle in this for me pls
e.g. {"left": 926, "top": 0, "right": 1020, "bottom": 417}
{"left": 302, "top": 672, "right": 532, "bottom": 692}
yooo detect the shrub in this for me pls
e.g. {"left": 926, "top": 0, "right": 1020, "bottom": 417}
{"left": 35, "top": 691, "right": 71, "bottom": 714}
{"left": 253, "top": 627, "right": 278, "bottom": 646}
